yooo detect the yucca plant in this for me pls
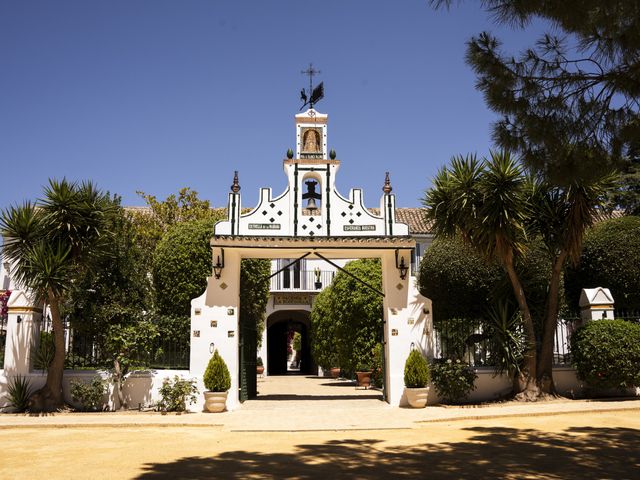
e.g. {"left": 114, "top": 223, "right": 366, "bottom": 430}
{"left": 6, "top": 375, "right": 34, "bottom": 412}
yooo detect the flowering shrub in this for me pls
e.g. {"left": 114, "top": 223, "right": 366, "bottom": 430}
{"left": 158, "top": 376, "right": 199, "bottom": 412}
{"left": 431, "top": 359, "right": 477, "bottom": 404}
{"left": 0, "top": 290, "right": 11, "bottom": 321}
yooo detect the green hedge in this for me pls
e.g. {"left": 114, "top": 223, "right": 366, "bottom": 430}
{"left": 571, "top": 319, "right": 640, "bottom": 390}
{"left": 565, "top": 216, "right": 640, "bottom": 311}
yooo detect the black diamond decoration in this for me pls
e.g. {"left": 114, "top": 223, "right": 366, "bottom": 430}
{"left": 309, "top": 217, "right": 314, "bottom": 222}
{"left": 269, "top": 218, "right": 275, "bottom": 223}
{"left": 277, "top": 211, "right": 282, "bottom": 216}
{"left": 316, "top": 224, "right": 322, "bottom": 229}
{"left": 309, "top": 231, "right": 315, "bottom": 236}
{"left": 348, "top": 204, "right": 354, "bottom": 210}
{"left": 302, "top": 225, "right": 307, "bottom": 230}
{"left": 262, "top": 210, "right": 268, "bottom": 216}
{"left": 341, "top": 212, "right": 347, "bottom": 217}
{"left": 356, "top": 212, "right": 362, "bottom": 217}
{"left": 349, "top": 219, "right": 354, "bottom": 224}
{"left": 270, "top": 203, "right": 275, "bottom": 208}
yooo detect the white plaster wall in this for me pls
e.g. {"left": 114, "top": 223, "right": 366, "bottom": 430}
{"left": 190, "top": 249, "right": 241, "bottom": 410}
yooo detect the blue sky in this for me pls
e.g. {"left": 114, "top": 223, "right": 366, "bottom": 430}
{"left": 0, "top": 1, "right": 548, "bottom": 209}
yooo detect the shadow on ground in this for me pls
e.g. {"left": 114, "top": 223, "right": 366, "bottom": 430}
{"left": 135, "top": 426, "right": 640, "bottom": 479}
{"left": 252, "top": 394, "right": 383, "bottom": 401}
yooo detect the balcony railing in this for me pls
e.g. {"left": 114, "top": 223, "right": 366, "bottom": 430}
{"left": 270, "top": 269, "right": 335, "bottom": 292}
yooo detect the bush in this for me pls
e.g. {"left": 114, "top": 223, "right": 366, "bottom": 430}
{"left": 158, "top": 376, "right": 199, "bottom": 412}
{"left": 571, "top": 319, "right": 640, "bottom": 390}
{"left": 203, "top": 350, "right": 231, "bottom": 392}
{"left": 153, "top": 219, "right": 215, "bottom": 317}
{"left": 70, "top": 376, "right": 107, "bottom": 411}
{"left": 431, "top": 359, "right": 477, "bottom": 404}
{"left": 404, "top": 350, "right": 430, "bottom": 388}
{"left": 310, "top": 259, "right": 383, "bottom": 375}
{"left": 371, "top": 343, "right": 384, "bottom": 389}
{"left": 5, "top": 375, "right": 33, "bottom": 412}
{"left": 418, "top": 237, "right": 503, "bottom": 322}
{"left": 256, "top": 356, "right": 263, "bottom": 367}
{"left": 565, "top": 216, "right": 640, "bottom": 311}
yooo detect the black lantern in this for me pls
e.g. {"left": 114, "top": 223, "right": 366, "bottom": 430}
{"left": 213, "top": 253, "right": 224, "bottom": 279}
{"left": 395, "top": 250, "right": 409, "bottom": 280}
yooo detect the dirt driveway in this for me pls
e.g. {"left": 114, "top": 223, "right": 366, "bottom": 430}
{"left": 1, "top": 410, "right": 638, "bottom": 479}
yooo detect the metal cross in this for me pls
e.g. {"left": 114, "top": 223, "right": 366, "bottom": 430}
{"left": 301, "top": 63, "right": 321, "bottom": 102}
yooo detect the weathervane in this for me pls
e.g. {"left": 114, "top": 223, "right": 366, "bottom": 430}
{"left": 300, "top": 63, "right": 324, "bottom": 111}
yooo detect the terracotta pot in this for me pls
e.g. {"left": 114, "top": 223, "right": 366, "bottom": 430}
{"left": 330, "top": 367, "right": 340, "bottom": 379}
{"left": 405, "top": 386, "right": 429, "bottom": 408}
{"left": 204, "top": 391, "right": 228, "bottom": 413}
{"left": 256, "top": 365, "right": 264, "bottom": 375}
{"left": 356, "top": 371, "right": 372, "bottom": 388}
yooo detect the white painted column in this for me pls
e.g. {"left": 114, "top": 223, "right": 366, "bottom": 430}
{"left": 3, "top": 290, "right": 42, "bottom": 375}
{"left": 380, "top": 251, "right": 431, "bottom": 407}
{"left": 190, "top": 249, "right": 241, "bottom": 410}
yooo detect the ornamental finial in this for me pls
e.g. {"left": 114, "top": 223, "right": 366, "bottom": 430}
{"left": 382, "top": 172, "right": 392, "bottom": 194}
{"left": 231, "top": 171, "right": 241, "bottom": 193}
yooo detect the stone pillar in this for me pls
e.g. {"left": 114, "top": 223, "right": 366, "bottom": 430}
{"left": 579, "top": 287, "right": 615, "bottom": 321}
{"left": 190, "top": 248, "right": 241, "bottom": 410}
{"left": 3, "top": 290, "right": 42, "bottom": 375}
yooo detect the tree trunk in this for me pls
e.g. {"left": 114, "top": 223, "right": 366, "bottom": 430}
{"left": 537, "top": 250, "right": 568, "bottom": 395}
{"left": 28, "top": 295, "right": 65, "bottom": 412}
{"left": 113, "top": 357, "right": 126, "bottom": 410}
{"left": 504, "top": 257, "right": 540, "bottom": 400}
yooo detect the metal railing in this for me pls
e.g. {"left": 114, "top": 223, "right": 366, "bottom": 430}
{"left": 270, "top": 269, "right": 335, "bottom": 292}
{"left": 0, "top": 315, "right": 6, "bottom": 368}
{"left": 33, "top": 328, "right": 191, "bottom": 371}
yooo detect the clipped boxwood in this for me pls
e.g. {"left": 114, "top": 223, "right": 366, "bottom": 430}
{"left": 203, "top": 351, "right": 231, "bottom": 392}
{"left": 571, "top": 319, "right": 640, "bottom": 390}
{"left": 404, "top": 350, "right": 430, "bottom": 388}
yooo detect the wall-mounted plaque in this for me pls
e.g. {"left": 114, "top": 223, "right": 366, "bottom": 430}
{"left": 193, "top": 330, "right": 200, "bottom": 338}
{"left": 228, "top": 330, "right": 235, "bottom": 338}
{"left": 210, "top": 320, "right": 217, "bottom": 328}
{"left": 227, "top": 308, "right": 234, "bottom": 315}
{"left": 391, "top": 329, "right": 398, "bottom": 336}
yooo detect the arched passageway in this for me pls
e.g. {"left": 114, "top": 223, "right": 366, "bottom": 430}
{"left": 266, "top": 310, "right": 315, "bottom": 376}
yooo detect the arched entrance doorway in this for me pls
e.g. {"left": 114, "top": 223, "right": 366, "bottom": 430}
{"left": 266, "top": 310, "right": 315, "bottom": 376}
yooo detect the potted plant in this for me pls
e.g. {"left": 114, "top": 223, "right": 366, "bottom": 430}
{"left": 256, "top": 356, "right": 264, "bottom": 376}
{"left": 355, "top": 361, "right": 373, "bottom": 389}
{"left": 404, "top": 350, "right": 430, "bottom": 408}
{"left": 330, "top": 367, "right": 341, "bottom": 379}
{"left": 203, "top": 350, "right": 231, "bottom": 413}
{"left": 314, "top": 267, "right": 322, "bottom": 289}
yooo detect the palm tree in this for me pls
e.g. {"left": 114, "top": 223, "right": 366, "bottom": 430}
{"left": 527, "top": 174, "right": 616, "bottom": 391}
{"left": 424, "top": 151, "right": 539, "bottom": 398}
{"left": 1, "top": 179, "right": 114, "bottom": 411}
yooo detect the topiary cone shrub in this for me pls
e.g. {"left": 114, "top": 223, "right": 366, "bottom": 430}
{"left": 203, "top": 351, "right": 231, "bottom": 392}
{"left": 404, "top": 350, "right": 430, "bottom": 388}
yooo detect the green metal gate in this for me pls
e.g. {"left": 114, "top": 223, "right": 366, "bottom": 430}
{"left": 239, "top": 313, "right": 257, "bottom": 402}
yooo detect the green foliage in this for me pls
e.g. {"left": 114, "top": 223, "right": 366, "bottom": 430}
{"left": 5, "top": 375, "right": 33, "bottom": 412}
{"left": 310, "top": 259, "right": 383, "bottom": 374}
{"left": 404, "top": 350, "right": 430, "bottom": 388}
{"left": 310, "top": 287, "right": 339, "bottom": 370}
{"left": 203, "top": 351, "right": 231, "bottom": 392}
{"left": 129, "top": 187, "right": 222, "bottom": 270}
{"left": 432, "top": 0, "right": 640, "bottom": 184}
{"left": 33, "top": 331, "right": 55, "bottom": 371}
{"left": 418, "top": 236, "right": 503, "bottom": 321}
{"left": 70, "top": 376, "right": 107, "bottom": 411}
{"left": 431, "top": 359, "right": 477, "bottom": 404}
{"left": 485, "top": 301, "right": 526, "bottom": 377}
{"left": 153, "top": 219, "right": 217, "bottom": 317}
{"left": 571, "top": 320, "right": 640, "bottom": 391}
{"left": 105, "top": 320, "right": 159, "bottom": 374}
{"left": 370, "top": 343, "right": 384, "bottom": 389}
{"left": 158, "top": 376, "right": 199, "bottom": 412}
{"left": 256, "top": 356, "right": 263, "bottom": 367}
{"left": 240, "top": 259, "right": 271, "bottom": 348}
{"left": 566, "top": 216, "right": 640, "bottom": 311}
{"left": 63, "top": 199, "right": 152, "bottom": 344}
